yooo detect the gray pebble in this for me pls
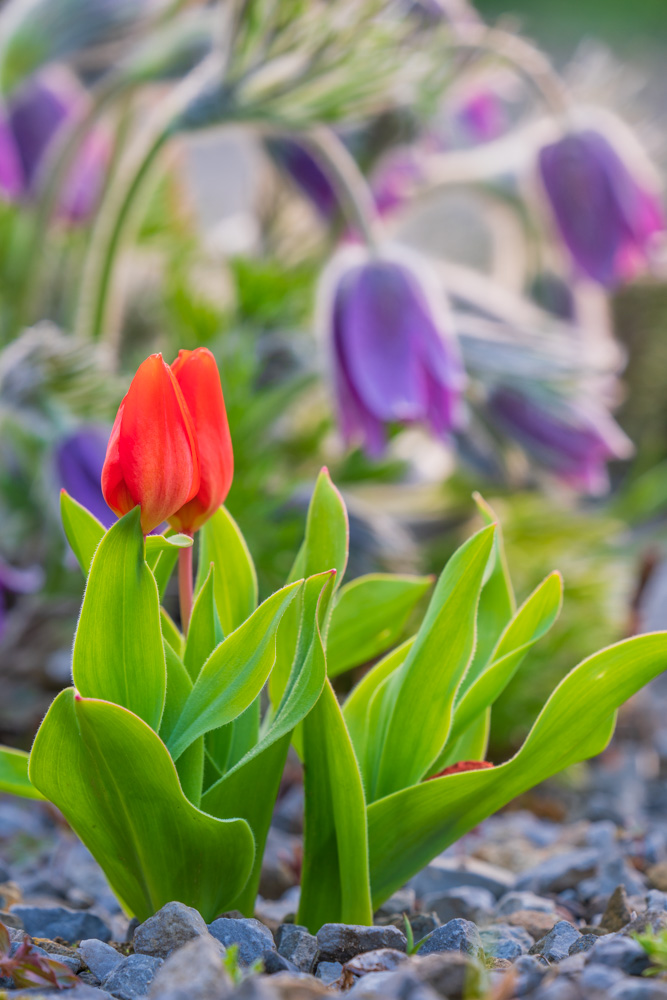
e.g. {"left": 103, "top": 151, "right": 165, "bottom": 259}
{"left": 586, "top": 934, "right": 651, "bottom": 975}
{"left": 530, "top": 920, "right": 581, "bottom": 962}
{"left": 581, "top": 963, "right": 627, "bottom": 993}
{"left": 315, "top": 960, "right": 343, "bottom": 985}
{"left": 10, "top": 905, "right": 112, "bottom": 943}
{"left": 410, "top": 856, "right": 515, "bottom": 899}
{"left": 261, "top": 950, "right": 298, "bottom": 975}
{"left": 316, "top": 923, "right": 407, "bottom": 964}
{"left": 480, "top": 923, "right": 533, "bottom": 960}
{"left": 276, "top": 924, "right": 318, "bottom": 972}
{"left": 515, "top": 849, "right": 599, "bottom": 895}
{"left": 373, "top": 888, "right": 417, "bottom": 921}
{"left": 148, "top": 934, "right": 231, "bottom": 999}
{"left": 421, "top": 885, "right": 495, "bottom": 925}
{"left": 208, "top": 917, "right": 275, "bottom": 966}
{"left": 647, "top": 890, "right": 667, "bottom": 911}
{"left": 569, "top": 933, "right": 599, "bottom": 955}
{"left": 347, "top": 968, "right": 441, "bottom": 999}
{"left": 133, "top": 901, "right": 209, "bottom": 960}
{"left": 513, "top": 954, "right": 547, "bottom": 996}
{"left": 608, "top": 981, "right": 667, "bottom": 999}
{"left": 103, "top": 953, "right": 163, "bottom": 1000}
{"left": 417, "top": 918, "right": 484, "bottom": 959}
{"left": 495, "top": 891, "right": 556, "bottom": 916}
{"left": 79, "top": 939, "right": 124, "bottom": 980}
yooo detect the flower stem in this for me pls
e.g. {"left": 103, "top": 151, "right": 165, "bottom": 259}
{"left": 178, "top": 542, "right": 194, "bottom": 635}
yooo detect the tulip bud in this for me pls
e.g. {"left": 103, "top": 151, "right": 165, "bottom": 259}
{"left": 168, "top": 348, "right": 233, "bottom": 534}
{"left": 101, "top": 354, "right": 200, "bottom": 534}
{"left": 322, "top": 246, "right": 465, "bottom": 456}
{"left": 8, "top": 65, "right": 110, "bottom": 223}
{"left": 56, "top": 427, "right": 115, "bottom": 528}
{"left": 538, "top": 126, "right": 665, "bottom": 287}
{"left": 489, "top": 385, "right": 633, "bottom": 494}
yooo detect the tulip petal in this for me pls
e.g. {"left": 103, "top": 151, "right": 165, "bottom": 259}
{"left": 169, "top": 348, "right": 233, "bottom": 533}
{"left": 101, "top": 401, "right": 135, "bottom": 521}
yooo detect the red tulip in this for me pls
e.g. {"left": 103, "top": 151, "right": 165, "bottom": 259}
{"left": 168, "top": 347, "right": 233, "bottom": 533}
{"left": 101, "top": 354, "right": 200, "bottom": 534}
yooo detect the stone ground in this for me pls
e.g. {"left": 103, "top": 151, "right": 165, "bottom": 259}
{"left": 3, "top": 678, "right": 667, "bottom": 999}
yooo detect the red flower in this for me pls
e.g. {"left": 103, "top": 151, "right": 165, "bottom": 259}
{"left": 101, "top": 354, "right": 200, "bottom": 534}
{"left": 168, "top": 347, "right": 234, "bottom": 533}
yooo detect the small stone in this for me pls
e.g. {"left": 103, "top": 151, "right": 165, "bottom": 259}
{"left": 103, "top": 953, "right": 163, "bottom": 1000}
{"left": 600, "top": 885, "right": 633, "bottom": 932}
{"left": 208, "top": 917, "right": 276, "bottom": 966}
{"left": 148, "top": 934, "right": 231, "bottom": 999}
{"left": 608, "top": 981, "right": 667, "bottom": 999}
{"left": 647, "top": 890, "right": 667, "bottom": 911}
{"left": 580, "top": 962, "right": 626, "bottom": 993}
{"left": 339, "top": 948, "right": 408, "bottom": 989}
{"left": 585, "top": 934, "right": 650, "bottom": 975}
{"left": 266, "top": 972, "right": 331, "bottom": 998}
{"left": 479, "top": 923, "right": 532, "bottom": 960}
{"left": 316, "top": 923, "right": 406, "bottom": 964}
{"left": 529, "top": 920, "right": 580, "bottom": 962}
{"left": 79, "top": 939, "right": 124, "bottom": 981}
{"left": 347, "top": 968, "right": 441, "bottom": 999}
{"left": 0, "top": 909, "right": 24, "bottom": 930}
{"left": 647, "top": 863, "right": 667, "bottom": 892}
{"left": 133, "top": 901, "right": 210, "bottom": 959}
{"left": 579, "top": 856, "right": 647, "bottom": 902}
{"left": 568, "top": 933, "right": 599, "bottom": 955}
{"left": 276, "top": 924, "right": 318, "bottom": 973}
{"left": 621, "top": 909, "right": 667, "bottom": 938}
{"left": 373, "top": 888, "right": 417, "bottom": 922}
{"left": 495, "top": 891, "right": 557, "bottom": 916}
{"left": 515, "top": 849, "right": 599, "bottom": 895}
{"left": 315, "top": 960, "right": 343, "bottom": 985}
{"left": 417, "top": 919, "right": 484, "bottom": 959}
{"left": 409, "top": 951, "right": 487, "bottom": 999}
{"left": 404, "top": 913, "right": 440, "bottom": 944}
{"left": 421, "top": 886, "right": 495, "bottom": 925}
{"left": 263, "top": 950, "right": 299, "bottom": 975}
{"left": 507, "top": 909, "right": 560, "bottom": 940}
{"left": 10, "top": 905, "right": 112, "bottom": 943}
{"left": 410, "top": 856, "right": 515, "bottom": 899}
{"left": 513, "top": 954, "right": 547, "bottom": 995}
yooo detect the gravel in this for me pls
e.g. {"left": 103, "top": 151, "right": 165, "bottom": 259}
{"left": 416, "top": 918, "right": 484, "bottom": 959}
{"left": 133, "top": 902, "right": 211, "bottom": 959}
{"left": 10, "top": 904, "right": 112, "bottom": 943}
{"left": 208, "top": 917, "right": 276, "bottom": 966}
{"left": 316, "top": 923, "right": 407, "bottom": 964}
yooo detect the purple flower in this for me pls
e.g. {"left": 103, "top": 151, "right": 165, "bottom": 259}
{"left": 0, "top": 107, "right": 24, "bottom": 201}
{"left": 267, "top": 139, "right": 339, "bottom": 219}
{"left": 455, "top": 88, "right": 506, "bottom": 143}
{"left": 489, "top": 385, "right": 633, "bottom": 493}
{"left": 324, "top": 248, "right": 465, "bottom": 456}
{"left": 371, "top": 148, "right": 424, "bottom": 217}
{"left": 0, "top": 560, "right": 44, "bottom": 640}
{"left": 55, "top": 427, "right": 116, "bottom": 528}
{"left": 538, "top": 128, "right": 665, "bottom": 287}
{"left": 8, "top": 65, "right": 110, "bottom": 223}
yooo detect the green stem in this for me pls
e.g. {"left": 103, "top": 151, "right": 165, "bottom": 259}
{"left": 178, "top": 541, "right": 194, "bottom": 635}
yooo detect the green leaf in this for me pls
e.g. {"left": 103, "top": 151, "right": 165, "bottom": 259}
{"left": 60, "top": 490, "right": 105, "bottom": 575}
{"left": 29, "top": 689, "right": 255, "bottom": 921}
{"left": 161, "top": 642, "right": 204, "bottom": 806}
{"left": 371, "top": 525, "right": 496, "bottom": 800}
{"left": 165, "top": 581, "right": 302, "bottom": 760}
{"left": 202, "top": 570, "right": 334, "bottom": 914}
{"left": 184, "top": 565, "right": 223, "bottom": 682}
{"left": 367, "top": 632, "right": 667, "bottom": 907}
{"left": 298, "top": 680, "right": 372, "bottom": 932}
{"left": 463, "top": 493, "right": 515, "bottom": 690}
{"left": 161, "top": 608, "right": 184, "bottom": 657}
{"left": 441, "top": 571, "right": 562, "bottom": 756}
{"left": 327, "top": 574, "right": 432, "bottom": 678}
{"left": 145, "top": 534, "right": 194, "bottom": 554}
{"left": 343, "top": 637, "right": 414, "bottom": 770}
{"left": 288, "top": 467, "right": 348, "bottom": 595}
{"left": 196, "top": 507, "right": 258, "bottom": 634}
{"left": 0, "top": 746, "right": 43, "bottom": 799}
{"left": 72, "top": 509, "right": 166, "bottom": 731}
{"left": 433, "top": 708, "right": 491, "bottom": 772}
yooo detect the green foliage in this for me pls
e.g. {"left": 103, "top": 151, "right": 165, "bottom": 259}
{"left": 634, "top": 928, "right": 667, "bottom": 975}
{"left": 2, "top": 474, "right": 666, "bottom": 933}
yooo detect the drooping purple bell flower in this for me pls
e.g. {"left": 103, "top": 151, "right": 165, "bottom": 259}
{"left": 538, "top": 127, "right": 665, "bottom": 288}
{"left": 8, "top": 65, "right": 110, "bottom": 223}
{"left": 323, "top": 247, "right": 465, "bottom": 456}
{"left": 266, "top": 139, "right": 339, "bottom": 219}
{"left": 489, "top": 385, "right": 633, "bottom": 493}
{"left": 55, "top": 427, "right": 116, "bottom": 528}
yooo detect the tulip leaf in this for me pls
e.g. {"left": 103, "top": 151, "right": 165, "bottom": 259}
{"left": 166, "top": 581, "right": 302, "bottom": 760}
{"left": 29, "top": 689, "right": 254, "bottom": 922}
{"left": 184, "top": 565, "right": 223, "bottom": 681}
{"left": 437, "top": 571, "right": 562, "bottom": 762}
{"left": 196, "top": 506, "right": 258, "bottom": 634}
{"left": 343, "top": 637, "right": 414, "bottom": 770}
{"left": 288, "top": 467, "right": 348, "bottom": 598}
{"left": 465, "top": 493, "right": 515, "bottom": 687}
{"left": 0, "top": 746, "right": 43, "bottom": 800}
{"left": 161, "top": 608, "right": 184, "bottom": 657}
{"left": 299, "top": 679, "right": 373, "bottom": 932}
{"left": 371, "top": 525, "right": 496, "bottom": 800}
{"left": 433, "top": 708, "right": 491, "bottom": 772}
{"left": 60, "top": 490, "right": 105, "bottom": 575}
{"left": 327, "top": 574, "right": 432, "bottom": 678}
{"left": 368, "top": 632, "right": 667, "bottom": 907}
{"left": 145, "top": 533, "right": 194, "bottom": 553}
{"left": 161, "top": 642, "right": 204, "bottom": 806}
{"left": 202, "top": 570, "right": 333, "bottom": 912}
{"left": 72, "top": 508, "right": 166, "bottom": 731}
